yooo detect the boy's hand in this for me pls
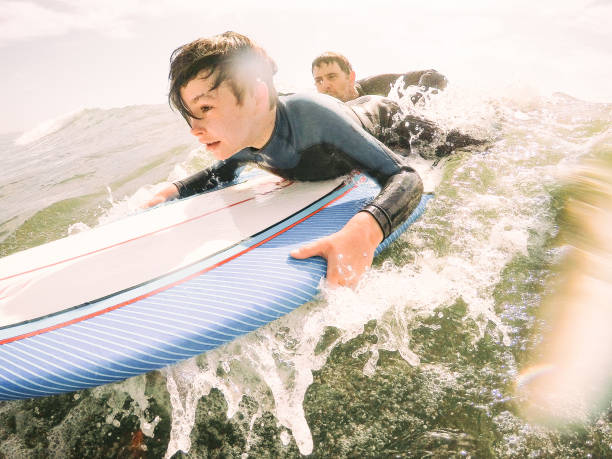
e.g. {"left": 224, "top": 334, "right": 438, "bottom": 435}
{"left": 142, "top": 183, "right": 180, "bottom": 209}
{"left": 290, "top": 211, "right": 383, "bottom": 288}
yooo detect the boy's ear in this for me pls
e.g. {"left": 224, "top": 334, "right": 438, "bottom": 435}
{"left": 349, "top": 70, "right": 356, "bottom": 85}
{"left": 254, "top": 79, "right": 269, "bottom": 107}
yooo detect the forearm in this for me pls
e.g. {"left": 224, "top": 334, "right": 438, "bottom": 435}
{"left": 174, "top": 168, "right": 216, "bottom": 198}
{"left": 416, "top": 69, "right": 448, "bottom": 91}
{"left": 361, "top": 170, "right": 423, "bottom": 239}
{"left": 173, "top": 159, "right": 241, "bottom": 198}
{"left": 143, "top": 182, "right": 179, "bottom": 208}
{"left": 347, "top": 211, "right": 383, "bottom": 247}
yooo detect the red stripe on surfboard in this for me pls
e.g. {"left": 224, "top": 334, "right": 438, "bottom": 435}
{"left": 0, "top": 179, "right": 293, "bottom": 282}
{"left": 0, "top": 183, "right": 356, "bottom": 345}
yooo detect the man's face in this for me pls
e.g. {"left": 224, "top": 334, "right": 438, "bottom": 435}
{"left": 180, "top": 70, "right": 259, "bottom": 160}
{"left": 312, "top": 61, "right": 355, "bottom": 102}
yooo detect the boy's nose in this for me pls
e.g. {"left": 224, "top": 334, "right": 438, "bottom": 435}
{"left": 190, "top": 118, "right": 206, "bottom": 135}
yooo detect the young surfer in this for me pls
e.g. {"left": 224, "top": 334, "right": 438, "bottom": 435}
{"left": 147, "top": 31, "right": 423, "bottom": 288}
{"left": 311, "top": 51, "right": 447, "bottom": 103}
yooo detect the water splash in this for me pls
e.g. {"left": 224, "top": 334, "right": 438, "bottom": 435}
{"left": 154, "top": 91, "right": 607, "bottom": 456}
{"left": 1, "top": 91, "right": 611, "bottom": 457}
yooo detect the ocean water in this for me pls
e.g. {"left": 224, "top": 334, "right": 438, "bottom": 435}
{"left": 0, "top": 85, "right": 611, "bottom": 458}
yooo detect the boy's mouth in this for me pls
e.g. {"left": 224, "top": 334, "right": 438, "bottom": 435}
{"left": 205, "top": 141, "right": 220, "bottom": 149}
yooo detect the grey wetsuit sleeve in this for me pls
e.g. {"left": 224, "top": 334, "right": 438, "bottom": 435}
{"left": 173, "top": 158, "right": 241, "bottom": 198}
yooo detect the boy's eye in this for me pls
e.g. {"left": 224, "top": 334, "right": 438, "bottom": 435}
{"left": 201, "top": 105, "right": 212, "bottom": 113}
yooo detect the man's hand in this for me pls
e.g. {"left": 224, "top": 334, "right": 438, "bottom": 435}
{"left": 142, "top": 183, "right": 180, "bottom": 209}
{"left": 290, "top": 211, "right": 384, "bottom": 288}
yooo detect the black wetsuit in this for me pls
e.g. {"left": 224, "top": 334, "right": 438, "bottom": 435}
{"left": 174, "top": 92, "right": 423, "bottom": 239}
{"left": 349, "top": 71, "right": 486, "bottom": 158}
{"left": 347, "top": 95, "right": 485, "bottom": 159}
{"left": 356, "top": 69, "right": 448, "bottom": 101}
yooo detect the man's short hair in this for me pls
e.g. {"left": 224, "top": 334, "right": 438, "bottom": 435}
{"left": 168, "top": 31, "right": 278, "bottom": 123}
{"left": 311, "top": 52, "right": 353, "bottom": 75}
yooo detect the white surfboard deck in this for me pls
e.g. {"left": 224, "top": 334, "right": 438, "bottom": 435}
{"left": 0, "top": 172, "right": 343, "bottom": 327}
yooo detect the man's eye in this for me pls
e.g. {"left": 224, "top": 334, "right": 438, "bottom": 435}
{"left": 315, "top": 79, "right": 322, "bottom": 85}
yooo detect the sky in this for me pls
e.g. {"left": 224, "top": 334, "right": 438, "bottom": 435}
{"left": 1, "top": 0, "right": 611, "bottom": 135}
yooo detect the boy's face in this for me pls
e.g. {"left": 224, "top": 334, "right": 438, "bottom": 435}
{"left": 313, "top": 61, "right": 355, "bottom": 102}
{"left": 181, "top": 70, "right": 260, "bottom": 160}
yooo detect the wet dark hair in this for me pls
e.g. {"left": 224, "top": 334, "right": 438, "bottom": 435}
{"left": 168, "top": 31, "right": 278, "bottom": 123}
{"left": 311, "top": 52, "right": 353, "bottom": 75}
